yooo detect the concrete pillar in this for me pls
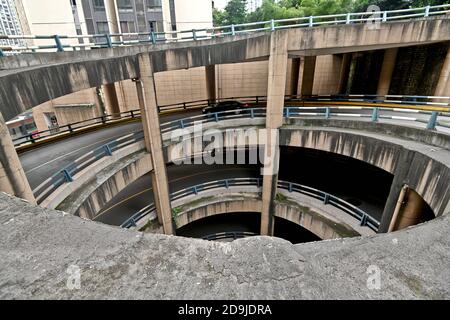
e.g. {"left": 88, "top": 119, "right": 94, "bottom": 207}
{"left": 290, "top": 58, "right": 301, "bottom": 97}
{"left": 135, "top": 54, "right": 174, "bottom": 235}
{"left": 379, "top": 150, "right": 414, "bottom": 233}
{"left": 260, "top": 31, "right": 288, "bottom": 236}
{"left": 104, "top": 0, "right": 121, "bottom": 39}
{"left": 102, "top": 83, "right": 121, "bottom": 118}
{"left": 377, "top": 48, "right": 398, "bottom": 97}
{"left": 297, "top": 56, "right": 316, "bottom": 96}
{"left": 392, "top": 188, "right": 427, "bottom": 231}
{"left": 0, "top": 113, "right": 35, "bottom": 204}
{"left": 338, "top": 53, "right": 352, "bottom": 94}
{"left": 205, "top": 65, "right": 216, "bottom": 104}
{"left": 434, "top": 45, "right": 450, "bottom": 97}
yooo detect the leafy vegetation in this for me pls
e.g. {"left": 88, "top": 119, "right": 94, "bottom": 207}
{"left": 213, "top": 0, "right": 449, "bottom": 25}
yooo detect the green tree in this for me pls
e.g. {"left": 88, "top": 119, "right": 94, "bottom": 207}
{"left": 213, "top": 0, "right": 448, "bottom": 26}
{"left": 213, "top": 0, "right": 248, "bottom": 25}
{"left": 225, "top": 0, "right": 248, "bottom": 24}
{"left": 213, "top": 8, "right": 227, "bottom": 25}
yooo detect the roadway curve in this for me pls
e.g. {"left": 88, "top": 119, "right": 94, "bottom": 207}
{"left": 17, "top": 105, "right": 448, "bottom": 227}
{"left": 19, "top": 110, "right": 200, "bottom": 189}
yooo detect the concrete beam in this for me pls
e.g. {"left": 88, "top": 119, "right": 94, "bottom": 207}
{"left": 136, "top": 54, "right": 174, "bottom": 235}
{"left": 0, "top": 113, "right": 35, "bottom": 204}
{"left": 205, "top": 65, "right": 216, "bottom": 103}
{"left": 104, "top": 0, "right": 121, "bottom": 41}
{"left": 298, "top": 56, "right": 316, "bottom": 96}
{"left": 338, "top": 53, "right": 352, "bottom": 94}
{"left": 261, "top": 31, "right": 288, "bottom": 236}
{"left": 290, "top": 58, "right": 301, "bottom": 96}
{"left": 377, "top": 48, "right": 398, "bottom": 97}
{"left": 102, "top": 83, "right": 121, "bottom": 118}
{"left": 434, "top": 44, "right": 450, "bottom": 96}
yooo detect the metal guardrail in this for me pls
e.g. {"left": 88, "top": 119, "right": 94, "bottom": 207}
{"left": 121, "top": 178, "right": 380, "bottom": 232}
{"left": 160, "top": 104, "right": 450, "bottom": 134}
{"left": 1, "top": 4, "right": 449, "bottom": 55}
{"left": 13, "top": 94, "right": 450, "bottom": 147}
{"left": 13, "top": 108, "right": 141, "bottom": 147}
{"left": 202, "top": 231, "right": 258, "bottom": 241}
{"left": 33, "top": 130, "right": 144, "bottom": 203}
{"left": 33, "top": 95, "right": 450, "bottom": 204}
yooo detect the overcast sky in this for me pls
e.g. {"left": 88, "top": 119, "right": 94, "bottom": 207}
{"left": 214, "top": 0, "right": 228, "bottom": 10}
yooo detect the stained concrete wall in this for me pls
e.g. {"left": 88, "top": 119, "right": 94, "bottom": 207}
{"left": 54, "top": 144, "right": 152, "bottom": 220}
{"left": 32, "top": 88, "right": 102, "bottom": 132}
{"left": 312, "top": 55, "right": 342, "bottom": 95}
{"left": 389, "top": 42, "right": 449, "bottom": 96}
{"left": 171, "top": 192, "right": 364, "bottom": 240}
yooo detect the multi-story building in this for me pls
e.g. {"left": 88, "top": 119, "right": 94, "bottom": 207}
{"left": 0, "top": 0, "right": 24, "bottom": 47}
{"left": 73, "top": 0, "right": 213, "bottom": 39}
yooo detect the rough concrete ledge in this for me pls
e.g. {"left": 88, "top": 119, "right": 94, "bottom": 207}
{"left": 0, "top": 192, "right": 448, "bottom": 299}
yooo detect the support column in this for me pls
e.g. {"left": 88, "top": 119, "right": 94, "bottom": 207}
{"left": 290, "top": 58, "right": 301, "bottom": 97}
{"left": 379, "top": 150, "right": 414, "bottom": 232}
{"left": 205, "top": 65, "right": 216, "bottom": 104}
{"left": 297, "top": 56, "right": 316, "bottom": 97}
{"left": 377, "top": 48, "right": 398, "bottom": 97}
{"left": 390, "top": 188, "right": 427, "bottom": 231}
{"left": 0, "top": 113, "right": 35, "bottom": 204}
{"left": 104, "top": 0, "right": 121, "bottom": 41}
{"left": 135, "top": 54, "right": 174, "bottom": 235}
{"left": 102, "top": 83, "right": 121, "bottom": 118}
{"left": 434, "top": 44, "right": 450, "bottom": 97}
{"left": 338, "top": 53, "right": 352, "bottom": 94}
{"left": 260, "top": 31, "right": 288, "bottom": 236}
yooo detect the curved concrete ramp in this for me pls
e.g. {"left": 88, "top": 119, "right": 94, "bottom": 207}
{"left": 0, "top": 192, "right": 448, "bottom": 299}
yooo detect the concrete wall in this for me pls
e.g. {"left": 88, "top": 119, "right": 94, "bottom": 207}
{"left": 312, "top": 55, "right": 342, "bottom": 95}
{"left": 20, "top": 0, "right": 79, "bottom": 48}
{"left": 32, "top": 88, "right": 102, "bottom": 132}
{"left": 171, "top": 193, "right": 364, "bottom": 240}
{"left": 155, "top": 66, "right": 207, "bottom": 105}
{"left": 173, "top": 0, "right": 213, "bottom": 32}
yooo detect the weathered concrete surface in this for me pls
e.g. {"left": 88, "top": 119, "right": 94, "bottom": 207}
{"left": 57, "top": 149, "right": 152, "bottom": 220}
{"left": 0, "top": 192, "right": 448, "bottom": 299}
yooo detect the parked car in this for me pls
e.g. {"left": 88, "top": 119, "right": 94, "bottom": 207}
{"left": 202, "top": 100, "right": 249, "bottom": 115}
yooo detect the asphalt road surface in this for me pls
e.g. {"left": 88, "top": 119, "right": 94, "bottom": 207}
{"left": 19, "top": 110, "right": 200, "bottom": 189}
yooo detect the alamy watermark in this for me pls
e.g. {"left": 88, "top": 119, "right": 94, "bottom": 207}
{"left": 169, "top": 121, "right": 280, "bottom": 176}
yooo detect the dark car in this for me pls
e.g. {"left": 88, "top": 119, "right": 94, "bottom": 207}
{"left": 202, "top": 100, "right": 249, "bottom": 115}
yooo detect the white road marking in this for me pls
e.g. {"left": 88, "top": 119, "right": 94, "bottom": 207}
{"left": 25, "top": 132, "right": 137, "bottom": 174}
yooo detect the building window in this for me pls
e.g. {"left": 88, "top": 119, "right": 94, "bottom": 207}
{"left": 120, "top": 21, "right": 136, "bottom": 33}
{"left": 93, "top": 0, "right": 105, "bottom": 11}
{"left": 96, "top": 22, "right": 109, "bottom": 34}
{"left": 149, "top": 21, "right": 163, "bottom": 33}
{"left": 147, "top": 0, "right": 162, "bottom": 10}
{"left": 117, "top": 0, "right": 133, "bottom": 12}
{"left": 25, "top": 122, "right": 37, "bottom": 131}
